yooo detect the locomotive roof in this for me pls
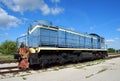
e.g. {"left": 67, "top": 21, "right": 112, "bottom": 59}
{"left": 28, "top": 20, "right": 101, "bottom": 39}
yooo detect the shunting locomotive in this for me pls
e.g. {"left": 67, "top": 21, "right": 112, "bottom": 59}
{"left": 15, "top": 20, "right": 107, "bottom": 69}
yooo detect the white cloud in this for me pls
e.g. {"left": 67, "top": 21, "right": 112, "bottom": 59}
{"left": 117, "top": 28, "right": 120, "bottom": 32}
{"left": 0, "top": 7, "right": 21, "bottom": 30}
{"left": 106, "top": 39, "right": 115, "bottom": 42}
{"left": 0, "top": 33, "right": 8, "bottom": 37}
{"left": 51, "top": 7, "right": 64, "bottom": 15}
{"left": 1, "top": 0, "right": 63, "bottom": 15}
{"left": 89, "top": 25, "right": 96, "bottom": 30}
{"left": 106, "top": 38, "right": 120, "bottom": 49}
{"left": 20, "top": 33, "right": 27, "bottom": 37}
{"left": 51, "top": 0, "right": 60, "bottom": 3}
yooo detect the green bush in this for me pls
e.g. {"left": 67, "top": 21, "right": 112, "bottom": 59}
{"left": 107, "top": 48, "right": 115, "bottom": 53}
{"left": 0, "top": 40, "right": 17, "bottom": 55}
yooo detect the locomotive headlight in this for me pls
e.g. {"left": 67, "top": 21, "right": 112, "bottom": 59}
{"left": 29, "top": 48, "right": 36, "bottom": 53}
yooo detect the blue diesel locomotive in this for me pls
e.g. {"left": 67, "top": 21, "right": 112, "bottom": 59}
{"left": 17, "top": 20, "right": 107, "bottom": 67}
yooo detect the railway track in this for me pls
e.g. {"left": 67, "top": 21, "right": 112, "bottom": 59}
{"left": 107, "top": 54, "right": 120, "bottom": 59}
{"left": 0, "top": 60, "right": 17, "bottom": 64}
{"left": 0, "top": 66, "right": 27, "bottom": 74}
{"left": 0, "top": 54, "right": 120, "bottom": 74}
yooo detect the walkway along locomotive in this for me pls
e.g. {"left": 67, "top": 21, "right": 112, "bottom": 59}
{"left": 15, "top": 20, "right": 108, "bottom": 68}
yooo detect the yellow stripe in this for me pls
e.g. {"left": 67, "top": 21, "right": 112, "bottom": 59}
{"left": 35, "top": 47, "right": 107, "bottom": 53}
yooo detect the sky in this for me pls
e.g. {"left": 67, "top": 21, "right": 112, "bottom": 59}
{"left": 0, "top": 0, "right": 120, "bottom": 49}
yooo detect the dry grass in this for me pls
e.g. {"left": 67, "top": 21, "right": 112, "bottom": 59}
{"left": 97, "top": 68, "right": 107, "bottom": 74}
{"left": 85, "top": 74, "right": 94, "bottom": 78}
{"left": 85, "top": 59, "right": 105, "bottom": 66}
{"left": 0, "top": 54, "right": 14, "bottom": 62}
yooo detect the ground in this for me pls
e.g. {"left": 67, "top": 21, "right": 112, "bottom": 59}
{"left": 0, "top": 57, "right": 120, "bottom": 81}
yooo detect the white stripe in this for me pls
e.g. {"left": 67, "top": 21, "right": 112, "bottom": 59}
{"left": 35, "top": 47, "right": 107, "bottom": 53}
{"left": 29, "top": 25, "right": 41, "bottom": 34}
{"left": 59, "top": 28, "right": 96, "bottom": 39}
{"left": 29, "top": 25, "right": 58, "bottom": 34}
{"left": 29, "top": 25, "right": 97, "bottom": 39}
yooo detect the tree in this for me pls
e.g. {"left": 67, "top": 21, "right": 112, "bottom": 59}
{"left": 107, "top": 48, "right": 115, "bottom": 53}
{"left": 0, "top": 40, "right": 17, "bottom": 55}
